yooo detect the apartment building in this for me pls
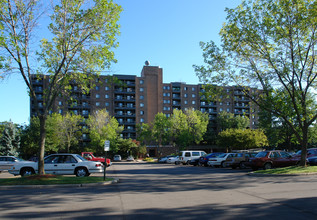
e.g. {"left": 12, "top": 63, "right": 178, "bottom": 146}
{"left": 30, "top": 64, "right": 259, "bottom": 140}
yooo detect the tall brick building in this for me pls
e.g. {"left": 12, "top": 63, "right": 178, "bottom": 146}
{"left": 30, "top": 63, "right": 260, "bottom": 140}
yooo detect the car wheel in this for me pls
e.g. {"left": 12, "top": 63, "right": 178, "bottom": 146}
{"left": 263, "top": 163, "right": 272, "bottom": 170}
{"left": 76, "top": 167, "right": 89, "bottom": 177}
{"left": 186, "top": 160, "right": 190, "bottom": 165}
{"left": 239, "top": 162, "right": 247, "bottom": 169}
{"left": 21, "top": 168, "right": 35, "bottom": 177}
{"left": 221, "top": 161, "right": 226, "bottom": 168}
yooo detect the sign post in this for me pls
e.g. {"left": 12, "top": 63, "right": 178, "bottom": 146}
{"left": 104, "top": 140, "right": 110, "bottom": 181}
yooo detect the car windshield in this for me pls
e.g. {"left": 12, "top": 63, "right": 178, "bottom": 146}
{"left": 255, "top": 152, "right": 268, "bottom": 158}
{"left": 75, "top": 154, "right": 86, "bottom": 161}
{"left": 15, "top": 157, "right": 25, "bottom": 161}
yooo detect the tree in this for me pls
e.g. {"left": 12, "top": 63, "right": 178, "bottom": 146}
{"left": 152, "top": 112, "right": 171, "bottom": 153}
{"left": 216, "top": 111, "right": 250, "bottom": 131}
{"left": 136, "top": 123, "right": 153, "bottom": 145}
{"left": 49, "top": 113, "right": 84, "bottom": 153}
{"left": 169, "top": 109, "right": 209, "bottom": 150}
{"left": 86, "top": 109, "right": 123, "bottom": 154}
{"left": 0, "top": 0, "right": 122, "bottom": 173}
{"left": 194, "top": 0, "right": 317, "bottom": 166}
{"left": 0, "top": 122, "right": 20, "bottom": 156}
{"left": 217, "top": 128, "right": 268, "bottom": 151}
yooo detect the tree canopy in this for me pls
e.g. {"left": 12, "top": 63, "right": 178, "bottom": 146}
{"left": 0, "top": 0, "right": 122, "bottom": 173}
{"left": 194, "top": 0, "right": 317, "bottom": 165}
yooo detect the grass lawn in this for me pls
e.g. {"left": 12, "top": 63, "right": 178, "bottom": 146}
{"left": 0, "top": 174, "right": 113, "bottom": 185}
{"left": 253, "top": 166, "right": 317, "bottom": 175}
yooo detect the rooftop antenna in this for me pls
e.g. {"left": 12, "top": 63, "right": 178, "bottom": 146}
{"left": 145, "top": 60, "right": 150, "bottom": 66}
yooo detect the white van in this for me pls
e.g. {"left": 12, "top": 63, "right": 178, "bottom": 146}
{"left": 179, "top": 151, "right": 206, "bottom": 165}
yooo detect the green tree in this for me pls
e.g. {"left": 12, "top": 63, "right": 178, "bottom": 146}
{"left": 169, "top": 109, "right": 209, "bottom": 150}
{"left": 217, "top": 128, "right": 268, "bottom": 151}
{"left": 49, "top": 113, "right": 84, "bottom": 153}
{"left": 194, "top": 0, "right": 317, "bottom": 166}
{"left": 0, "top": 122, "right": 20, "bottom": 156}
{"left": 0, "top": 0, "right": 121, "bottom": 174}
{"left": 217, "top": 111, "right": 250, "bottom": 131}
{"left": 86, "top": 109, "right": 123, "bottom": 154}
{"left": 136, "top": 123, "right": 153, "bottom": 145}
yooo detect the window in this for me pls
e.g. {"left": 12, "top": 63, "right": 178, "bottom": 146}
{"left": 140, "top": 110, "right": 144, "bottom": 115}
{"left": 140, "top": 79, "right": 144, "bottom": 84}
{"left": 192, "top": 94, "right": 196, "bottom": 98}
{"left": 140, "top": 118, "right": 144, "bottom": 123}
{"left": 105, "top": 102, "right": 109, "bottom": 107}
{"left": 184, "top": 100, "right": 188, "bottom": 104}
{"left": 140, "top": 95, "right": 144, "bottom": 100}
{"left": 58, "top": 101, "right": 63, "bottom": 106}
{"left": 96, "top": 102, "right": 100, "bottom": 106}
{"left": 140, "top": 87, "right": 144, "bottom": 92}
{"left": 219, "top": 108, "right": 223, "bottom": 112}
{"left": 219, "top": 102, "right": 223, "bottom": 105}
{"left": 95, "top": 86, "right": 99, "bottom": 90}
{"left": 184, "top": 87, "right": 188, "bottom": 91}
{"left": 96, "top": 94, "right": 100, "bottom": 98}
{"left": 140, "top": 103, "right": 144, "bottom": 107}
{"left": 227, "top": 108, "right": 230, "bottom": 112}
{"left": 59, "top": 109, "right": 63, "bottom": 114}
{"left": 227, "top": 102, "right": 230, "bottom": 105}
{"left": 192, "top": 101, "right": 195, "bottom": 105}
{"left": 105, "top": 86, "right": 110, "bottom": 91}
{"left": 184, "top": 94, "right": 188, "bottom": 98}
{"left": 163, "top": 100, "right": 170, "bottom": 104}
{"left": 163, "top": 93, "right": 170, "bottom": 97}
{"left": 105, "top": 94, "right": 109, "bottom": 99}
{"left": 192, "top": 87, "right": 195, "bottom": 91}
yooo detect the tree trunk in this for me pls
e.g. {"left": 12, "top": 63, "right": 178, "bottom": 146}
{"left": 38, "top": 115, "right": 47, "bottom": 175}
{"left": 299, "top": 126, "right": 308, "bottom": 167}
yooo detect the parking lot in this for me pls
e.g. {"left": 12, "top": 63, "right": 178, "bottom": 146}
{"left": 1, "top": 162, "right": 317, "bottom": 219}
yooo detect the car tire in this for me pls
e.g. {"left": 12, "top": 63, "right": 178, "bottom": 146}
{"left": 221, "top": 161, "right": 226, "bottom": 168}
{"left": 263, "top": 163, "right": 272, "bottom": 170}
{"left": 239, "top": 162, "right": 247, "bottom": 169}
{"left": 75, "top": 167, "right": 89, "bottom": 177}
{"left": 21, "top": 168, "right": 35, "bottom": 177}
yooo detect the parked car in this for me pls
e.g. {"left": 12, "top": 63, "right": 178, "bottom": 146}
{"left": 307, "top": 156, "right": 317, "bottom": 166}
{"left": 81, "top": 152, "right": 111, "bottom": 167}
{"left": 166, "top": 156, "right": 180, "bottom": 164}
{"left": 207, "top": 153, "right": 237, "bottom": 167}
{"left": 198, "top": 152, "right": 224, "bottom": 167}
{"left": 9, "top": 153, "right": 104, "bottom": 177}
{"left": 126, "top": 155, "right": 134, "bottom": 161}
{"left": 179, "top": 151, "right": 206, "bottom": 165}
{"left": 158, "top": 155, "right": 174, "bottom": 163}
{"left": 294, "top": 148, "right": 317, "bottom": 158}
{"left": 113, "top": 155, "right": 122, "bottom": 162}
{"left": 226, "top": 152, "right": 257, "bottom": 169}
{"left": 0, "top": 156, "right": 26, "bottom": 172}
{"left": 250, "top": 150, "right": 300, "bottom": 171}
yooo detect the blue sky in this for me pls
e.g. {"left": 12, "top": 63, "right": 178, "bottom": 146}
{"left": 0, "top": 0, "right": 240, "bottom": 125}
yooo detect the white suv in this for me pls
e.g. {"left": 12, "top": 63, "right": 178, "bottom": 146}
{"left": 179, "top": 151, "right": 206, "bottom": 165}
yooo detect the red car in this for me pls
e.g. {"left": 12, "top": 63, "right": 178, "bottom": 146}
{"left": 250, "top": 150, "right": 300, "bottom": 171}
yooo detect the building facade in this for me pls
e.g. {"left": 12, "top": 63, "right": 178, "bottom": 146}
{"left": 30, "top": 64, "right": 260, "bottom": 140}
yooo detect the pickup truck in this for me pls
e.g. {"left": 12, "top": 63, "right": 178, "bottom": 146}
{"left": 81, "top": 152, "right": 111, "bottom": 167}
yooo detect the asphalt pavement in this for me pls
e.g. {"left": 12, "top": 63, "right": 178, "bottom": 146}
{"left": 0, "top": 162, "right": 317, "bottom": 220}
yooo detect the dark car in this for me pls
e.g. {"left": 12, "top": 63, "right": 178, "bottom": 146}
{"left": 250, "top": 150, "right": 300, "bottom": 171}
{"left": 294, "top": 148, "right": 317, "bottom": 159}
{"left": 197, "top": 152, "right": 224, "bottom": 167}
{"left": 307, "top": 156, "right": 317, "bottom": 166}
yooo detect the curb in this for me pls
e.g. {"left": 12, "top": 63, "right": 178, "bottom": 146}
{"left": 0, "top": 178, "right": 120, "bottom": 190}
{"left": 248, "top": 172, "right": 317, "bottom": 177}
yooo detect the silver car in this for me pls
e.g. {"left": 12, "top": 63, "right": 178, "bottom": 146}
{"left": 0, "top": 156, "right": 25, "bottom": 172}
{"left": 9, "top": 154, "right": 104, "bottom": 177}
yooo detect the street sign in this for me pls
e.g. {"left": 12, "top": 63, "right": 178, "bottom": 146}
{"left": 104, "top": 140, "right": 110, "bottom": 151}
